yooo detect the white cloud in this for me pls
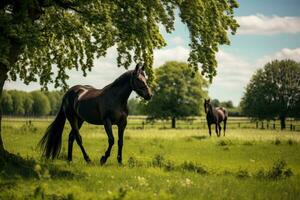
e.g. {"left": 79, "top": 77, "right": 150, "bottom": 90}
{"left": 153, "top": 46, "right": 189, "bottom": 67}
{"left": 236, "top": 14, "right": 300, "bottom": 35}
{"left": 170, "top": 36, "right": 185, "bottom": 46}
{"left": 257, "top": 48, "right": 300, "bottom": 66}
{"left": 210, "top": 48, "right": 300, "bottom": 105}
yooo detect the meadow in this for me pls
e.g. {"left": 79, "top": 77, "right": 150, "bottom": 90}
{"left": 1, "top": 118, "right": 300, "bottom": 200}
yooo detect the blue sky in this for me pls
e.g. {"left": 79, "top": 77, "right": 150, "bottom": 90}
{"left": 5, "top": 0, "right": 300, "bottom": 106}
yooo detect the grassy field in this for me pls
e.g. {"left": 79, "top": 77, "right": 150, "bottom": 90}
{"left": 1, "top": 118, "right": 300, "bottom": 199}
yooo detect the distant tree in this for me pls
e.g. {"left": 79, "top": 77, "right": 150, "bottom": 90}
{"left": 31, "top": 91, "right": 51, "bottom": 116}
{"left": 241, "top": 60, "right": 300, "bottom": 129}
{"left": 10, "top": 90, "right": 25, "bottom": 115}
{"left": 211, "top": 99, "right": 220, "bottom": 107}
{"left": 144, "top": 61, "right": 208, "bottom": 128}
{"left": 0, "top": 91, "right": 13, "bottom": 115}
{"left": 23, "top": 95, "right": 34, "bottom": 116}
{"left": 128, "top": 98, "right": 144, "bottom": 116}
{"left": 221, "top": 100, "right": 234, "bottom": 108}
{"left": 45, "top": 91, "right": 63, "bottom": 115}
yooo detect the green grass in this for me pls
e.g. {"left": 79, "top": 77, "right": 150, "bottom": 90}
{"left": 1, "top": 118, "right": 300, "bottom": 199}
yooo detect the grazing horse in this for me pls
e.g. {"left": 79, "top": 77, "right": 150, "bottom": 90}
{"left": 204, "top": 99, "right": 228, "bottom": 137}
{"left": 39, "top": 64, "right": 152, "bottom": 165}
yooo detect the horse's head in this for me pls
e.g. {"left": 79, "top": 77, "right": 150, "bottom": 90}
{"left": 204, "top": 99, "right": 211, "bottom": 114}
{"left": 131, "top": 64, "right": 152, "bottom": 100}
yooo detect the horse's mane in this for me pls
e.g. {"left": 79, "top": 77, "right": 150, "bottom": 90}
{"left": 101, "top": 70, "right": 133, "bottom": 90}
{"left": 111, "top": 70, "right": 133, "bottom": 87}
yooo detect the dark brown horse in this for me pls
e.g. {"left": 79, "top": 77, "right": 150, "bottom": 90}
{"left": 204, "top": 99, "right": 228, "bottom": 137}
{"left": 39, "top": 64, "right": 152, "bottom": 165}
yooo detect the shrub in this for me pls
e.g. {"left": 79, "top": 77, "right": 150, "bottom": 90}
{"left": 217, "top": 139, "right": 233, "bottom": 146}
{"left": 274, "top": 138, "right": 281, "bottom": 145}
{"left": 287, "top": 139, "right": 296, "bottom": 145}
{"left": 236, "top": 169, "right": 250, "bottom": 178}
{"left": 180, "top": 161, "right": 207, "bottom": 175}
{"left": 151, "top": 154, "right": 165, "bottom": 168}
{"left": 267, "top": 160, "right": 293, "bottom": 179}
{"left": 127, "top": 156, "right": 142, "bottom": 168}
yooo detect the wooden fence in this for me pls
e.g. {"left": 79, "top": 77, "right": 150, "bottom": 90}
{"left": 124, "top": 117, "right": 300, "bottom": 131}
{"left": 3, "top": 116, "right": 300, "bottom": 131}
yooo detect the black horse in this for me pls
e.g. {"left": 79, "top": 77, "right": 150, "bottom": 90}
{"left": 204, "top": 99, "right": 228, "bottom": 137}
{"left": 39, "top": 64, "right": 152, "bottom": 165}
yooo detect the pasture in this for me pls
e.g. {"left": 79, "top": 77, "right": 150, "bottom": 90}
{"left": 1, "top": 118, "right": 300, "bottom": 200}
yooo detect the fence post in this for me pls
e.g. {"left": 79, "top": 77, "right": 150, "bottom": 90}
{"left": 142, "top": 121, "right": 145, "bottom": 129}
{"left": 238, "top": 123, "right": 240, "bottom": 128}
{"left": 290, "top": 124, "right": 293, "bottom": 131}
{"left": 267, "top": 122, "right": 269, "bottom": 129}
{"left": 261, "top": 121, "right": 264, "bottom": 129}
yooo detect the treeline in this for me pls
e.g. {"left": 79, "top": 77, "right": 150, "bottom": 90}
{"left": 209, "top": 99, "right": 242, "bottom": 116}
{"left": 1, "top": 90, "right": 63, "bottom": 116}
{"left": 128, "top": 98, "right": 242, "bottom": 116}
{"left": 1, "top": 89, "right": 241, "bottom": 117}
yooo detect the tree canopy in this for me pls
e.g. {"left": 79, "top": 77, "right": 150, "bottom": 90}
{"left": 144, "top": 61, "right": 208, "bottom": 128}
{"left": 1, "top": 0, "right": 239, "bottom": 89}
{"left": 241, "top": 59, "right": 300, "bottom": 129}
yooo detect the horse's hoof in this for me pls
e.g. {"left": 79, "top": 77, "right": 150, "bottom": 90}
{"left": 100, "top": 156, "right": 106, "bottom": 165}
{"left": 85, "top": 157, "right": 91, "bottom": 163}
{"left": 117, "top": 159, "right": 122, "bottom": 165}
{"left": 118, "top": 162, "right": 123, "bottom": 166}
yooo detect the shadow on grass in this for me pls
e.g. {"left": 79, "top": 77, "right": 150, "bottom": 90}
{"left": 0, "top": 151, "right": 79, "bottom": 180}
{"left": 191, "top": 135, "right": 209, "bottom": 141}
{"left": 0, "top": 151, "right": 38, "bottom": 179}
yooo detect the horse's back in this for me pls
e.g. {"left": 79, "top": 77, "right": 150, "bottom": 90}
{"left": 216, "top": 107, "right": 228, "bottom": 121}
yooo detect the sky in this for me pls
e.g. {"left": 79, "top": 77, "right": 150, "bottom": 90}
{"left": 4, "top": 0, "right": 300, "bottom": 106}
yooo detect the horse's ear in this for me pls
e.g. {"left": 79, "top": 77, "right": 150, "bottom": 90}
{"left": 134, "top": 63, "right": 140, "bottom": 75}
{"left": 208, "top": 99, "right": 210, "bottom": 102}
{"left": 141, "top": 65, "right": 145, "bottom": 71}
{"left": 135, "top": 63, "right": 140, "bottom": 72}
{"left": 134, "top": 63, "right": 143, "bottom": 74}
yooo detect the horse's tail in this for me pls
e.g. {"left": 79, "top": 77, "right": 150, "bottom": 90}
{"left": 38, "top": 104, "right": 66, "bottom": 159}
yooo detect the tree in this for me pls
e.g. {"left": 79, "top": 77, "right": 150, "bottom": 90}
{"left": 0, "top": 1, "right": 238, "bottom": 151}
{"left": 10, "top": 90, "right": 25, "bottom": 115}
{"left": 221, "top": 100, "right": 234, "bottom": 108}
{"left": 45, "top": 91, "right": 63, "bottom": 115}
{"left": 241, "top": 60, "right": 300, "bottom": 130}
{"left": 211, "top": 99, "right": 220, "bottom": 107}
{"left": 31, "top": 91, "right": 51, "bottom": 116}
{"left": 144, "top": 61, "right": 208, "bottom": 128}
{"left": 23, "top": 94, "right": 34, "bottom": 116}
{"left": 128, "top": 98, "right": 144, "bottom": 116}
{"left": 0, "top": 90, "right": 13, "bottom": 115}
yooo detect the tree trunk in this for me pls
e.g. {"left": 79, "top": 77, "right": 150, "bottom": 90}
{"left": 0, "top": 66, "right": 8, "bottom": 153}
{"left": 171, "top": 117, "right": 176, "bottom": 129}
{"left": 280, "top": 115, "right": 286, "bottom": 130}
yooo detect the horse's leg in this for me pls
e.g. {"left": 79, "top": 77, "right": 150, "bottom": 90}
{"left": 68, "top": 116, "right": 90, "bottom": 162}
{"left": 67, "top": 130, "right": 75, "bottom": 161}
{"left": 215, "top": 123, "right": 220, "bottom": 137}
{"left": 117, "top": 118, "right": 127, "bottom": 164}
{"left": 208, "top": 123, "right": 211, "bottom": 136}
{"left": 224, "top": 119, "right": 227, "bottom": 136}
{"left": 68, "top": 120, "right": 84, "bottom": 161}
{"left": 218, "top": 123, "right": 222, "bottom": 136}
{"left": 100, "top": 118, "right": 114, "bottom": 165}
